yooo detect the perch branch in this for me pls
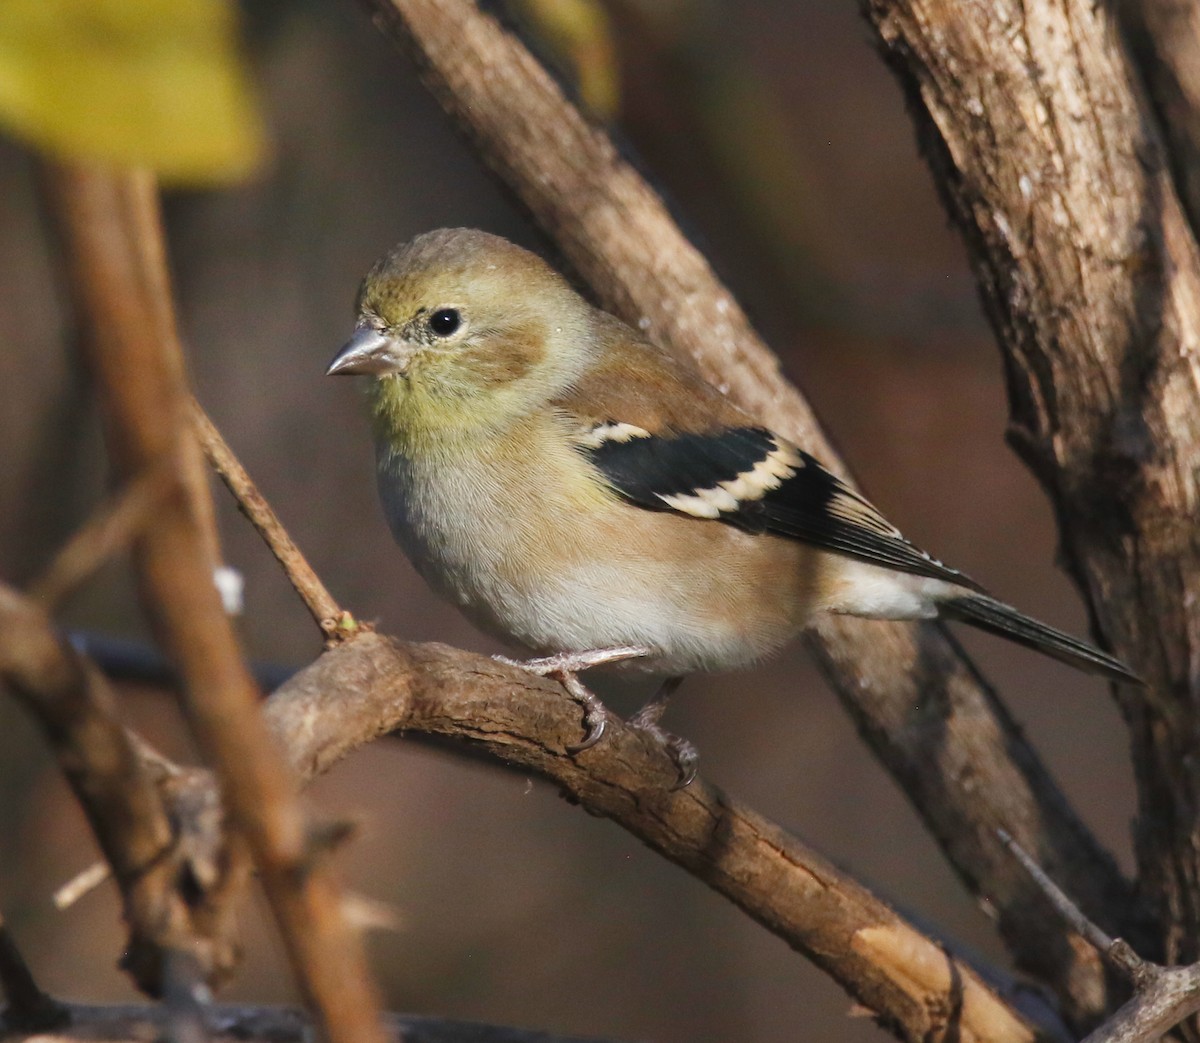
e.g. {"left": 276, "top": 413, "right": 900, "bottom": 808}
{"left": 261, "top": 631, "right": 1062, "bottom": 1043}
{"left": 40, "top": 162, "right": 390, "bottom": 1043}
{"left": 355, "top": 0, "right": 1138, "bottom": 1022}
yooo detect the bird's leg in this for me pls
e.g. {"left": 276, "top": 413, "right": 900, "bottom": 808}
{"left": 627, "top": 676, "right": 698, "bottom": 788}
{"left": 494, "top": 645, "right": 650, "bottom": 753}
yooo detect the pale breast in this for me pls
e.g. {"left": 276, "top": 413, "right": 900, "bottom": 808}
{"left": 375, "top": 423, "right": 823, "bottom": 674}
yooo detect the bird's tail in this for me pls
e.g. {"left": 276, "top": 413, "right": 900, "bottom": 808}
{"left": 939, "top": 593, "right": 1140, "bottom": 684}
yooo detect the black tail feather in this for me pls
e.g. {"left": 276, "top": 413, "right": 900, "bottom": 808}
{"left": 940, "top": 593, "right": 1141, "bottom": 684}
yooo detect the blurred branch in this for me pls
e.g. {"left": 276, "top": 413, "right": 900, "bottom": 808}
{"left": 1, "top": 1002, "right": 616, "bottom": 1043}
{"left": 189, "top": 398, "right": 352, "bottom": 640}
{"left": 39, "top": 163, "right": 389, "bottom": 1043}
{"left": 355, "top": 0, "right": 1138, "bottom": 1024}
{"left": 859, "top": 0, "right": 1200, "bottom": 1013}
{"left": 27, "top": 462, "right": 173, "bottom": 613}
{"left": 1118, "top": 0, "right": 1200, "bottom": 242}
{"left": 0, "top": 913, "right": 66, "bottom": 1032}
{"left": 1000, "top": 831, "right": 1200, "bottom": 1043}
{"left": 0, "top": 580, "right": 236, "bottom": 993}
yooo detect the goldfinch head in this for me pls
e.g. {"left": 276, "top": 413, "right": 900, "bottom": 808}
{"left": 327, "top": 229, "right": 593, "bottom": 438}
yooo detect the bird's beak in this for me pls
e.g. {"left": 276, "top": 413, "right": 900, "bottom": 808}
{"left": 326, "top": 326, "right": 409, "bottom": 376}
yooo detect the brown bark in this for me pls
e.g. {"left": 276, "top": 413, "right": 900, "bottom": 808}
{"left": 261, "top": 631, "right": 1054, "bottom": 1043}
{"left": 40, "top": 164, "right": 391, "bottom": 1043}
{"left": 859, "top": 0, "right": 1200, "bottom": 990}
{"left": 359, "top": 0, "right": 1143, "bottom": 1025}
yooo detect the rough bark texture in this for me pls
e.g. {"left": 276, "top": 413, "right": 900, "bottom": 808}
{"left": 263, "top": 632, "right": 1056, "bottom": 1043}
{"left": 360, "top": 0, "right": 1146, "bottom": 1026}
{"left": 859, "top": 0, "right": 1200, "bottom": 983}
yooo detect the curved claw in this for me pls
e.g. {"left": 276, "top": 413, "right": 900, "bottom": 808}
{"left": 566, "top": 712, "right": 607, "bottom": 754}
{"left": 671, "top": 743, "right": 700, "bottom": 790}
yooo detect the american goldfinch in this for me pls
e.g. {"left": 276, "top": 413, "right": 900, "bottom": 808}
{"left": 327, "top": 228, "right": 1138, "bottom": 779}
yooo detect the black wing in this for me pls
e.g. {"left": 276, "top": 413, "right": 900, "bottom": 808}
{"left": 579, "top": 423, "right": 984, "bottom": 591}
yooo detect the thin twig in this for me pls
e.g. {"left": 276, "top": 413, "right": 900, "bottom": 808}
{"left": 53, "top": 861, "right": 112, "bottom": 911}
{"left": 40, "top": 162, "right": 390, "bottom": 1043}
{"left": 996, "top": 830, "right": 1150, "bottom": 984}
{"left": 28, "top": 461, "right": 174, "bottom": 613}
{"left": 0, "top": 913, "right": 66, "bottom": 1031}
{"left": 189, "top": 399, "right": 352, "bottom": 640}
{"left": 998, "top": 830, "right": 1200, "bottom": 1042}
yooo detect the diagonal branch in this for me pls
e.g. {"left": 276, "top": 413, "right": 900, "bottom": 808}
{"left": 858, "top": 0, "right": 1200, "bottom": 1003}
{"left": 354, "top": 0, "right": 1139, "bottom": 1023}
{"left": 39, "top": 163, "right": 390, "bottom": 1043}
{"left": 261, "top": 631, "right": 1063, "bottom": 1043}
{"left": 189, "top": 399, "right": 350, "bottom": 640}
{"left": 0, "top": 913, "right": 66, "bottom": 1032}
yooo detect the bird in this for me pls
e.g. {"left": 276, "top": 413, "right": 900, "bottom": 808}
{"left": 327, "top": 227, "right": 1139, "bottom": 783}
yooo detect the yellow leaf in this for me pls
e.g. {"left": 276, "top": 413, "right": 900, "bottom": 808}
{"left": 0, "top": 0, "right": 267, "bottom": 184}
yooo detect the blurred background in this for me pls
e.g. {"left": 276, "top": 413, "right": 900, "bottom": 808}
{"left": 0, "top": 1, "right": 1135, "bottom": 1039}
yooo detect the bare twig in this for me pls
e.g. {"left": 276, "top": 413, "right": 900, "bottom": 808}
{"left": 188, "top": 399, "right": 350, "bottom": 639}
{"left": 27, "top": 463, "right": 174, "bottom": 613}
{"left": 53, "top": 861, "right": 112, "bottom": 911}
{"left": 1082, "top": 967, "right": 1200, "bottom": 1043}
{"left": 1000, "top": 830, "right": 1200, "bottom": 1043}
{"left": 40, "top": 163, "right": 390, "bottom": 1043}
{"left": 353, "top": 0, "right": 1140, "bottom": 1022}
{"left": 0, "top": 913, "right": 66, "bottom": 1031}
{"left": 997, "top": 830, "right": 1149, "bottom": 986}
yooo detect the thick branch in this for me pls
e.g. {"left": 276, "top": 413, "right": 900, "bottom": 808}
{"left": 356, "top": 0, "right": 1137, "bottom": 1022}
{"left": 40, "top": 164, "right": 389, "bottom": 1043}
{"left": 859, "top": 0, "right": 1200, "bottom": 984}
{"left": 262, "top": 632, "right": 1060, "bottom": 1043}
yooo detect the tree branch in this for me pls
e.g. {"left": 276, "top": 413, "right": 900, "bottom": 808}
{"left": 354, "top": 0, "right": 1138, "bottom": 1023}
{"left": 260, "top": 631, "right": 1062, "bottom": 1043}
{"left": 1000, "top": 830, "right": 1200, "bottom": 1043}
{"left": 0, "top": 581, "right": 237, "bottom": 993}
{"left": 39, "top": 163, "right": 390, "bottom": 1043}
{"left": 0, "top": 913, "right": 66, "bottom": 1032}
{"left": 858, "top": 0, "right": 1200, "bottom": 994}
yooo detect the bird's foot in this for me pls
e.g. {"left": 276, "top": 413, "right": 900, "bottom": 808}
{"left": 627, "top": 678, "right": 698, "bottom": 788}
{"left": 495, "top": 646, "right": 650, "bottom": 753}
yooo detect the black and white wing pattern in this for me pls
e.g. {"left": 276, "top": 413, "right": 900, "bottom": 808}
{"left": 576, "top": 421, "right": 984, "bottom": 591}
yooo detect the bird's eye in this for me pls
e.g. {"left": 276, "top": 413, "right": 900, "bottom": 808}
{"left": 429, "top": 308, "right": 462, "bottom": 337}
